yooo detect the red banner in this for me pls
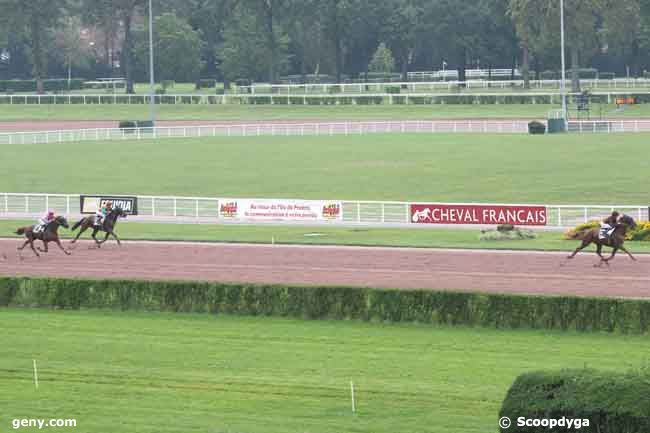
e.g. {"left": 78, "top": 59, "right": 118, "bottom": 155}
{"left": 410, "top": 204, "right": 547, "bottom": 226}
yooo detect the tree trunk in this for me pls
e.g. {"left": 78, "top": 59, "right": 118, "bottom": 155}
{"left": 401, "top": 53, "right": 408, "bottom": 82}
{"left": 334, "top": 28, "right": 342, "bottom": 83}
{"left": 522, "top": 45, "right": 530, "bottom": 89}
{"left": 570, "top": 45, "right": 580, "bottom": 92}
{"left": 30, "top": 13, "right": 45, "bottom": 94}
{"left": 123, "top": 11, "right": 135, "bottom": 94}
{"left": 263, "top": 2, "right": 277, "bottom": 83}
{"left": 457, "top": 47, "right": 466, "bottom": 87}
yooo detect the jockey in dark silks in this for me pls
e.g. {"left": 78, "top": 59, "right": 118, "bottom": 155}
{"left": 94, "top": 201, "right": 113, "bottom": 228}
{"left": 599, "top": 211, "right": 620, "bottom": 240}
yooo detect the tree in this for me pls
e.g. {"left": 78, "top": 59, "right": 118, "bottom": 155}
{"left": 217, "top": 3, "right": 289, "bottom": 82}
{"left": 145, "top": 12, "right": 202, "bottom": 82}
{"left": 368, "top": 42, "right": 395, "bottom": 73}
{"left": 422, "top": 0, "right": 490, "bottom": 84}
{"left": 383, "top": 0, "right": 424, "bottom": 81}
{"left": 510, "top": 0, "right": 605, "bottom": 91}
{"left": 1, "top": 0, "right": 70, "bottom": 92}
{"left": 54, "top": 16, "right": 93, "bottom": 87}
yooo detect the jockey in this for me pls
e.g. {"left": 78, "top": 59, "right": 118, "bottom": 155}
{"left": 94, "top": 201, "right": 113, "bottom": 228}
{"left": 599, "top": 211, "right": 620, "bottom": 240}
{"left": 36, "top": 210, "right": 55, "bottom": 233}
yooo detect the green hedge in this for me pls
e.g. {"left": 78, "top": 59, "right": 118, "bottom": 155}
{"left": 499, "top": 369, "right": 650, "bottom": 433}
{"left": 0, "top": 79, "right": 84, "bottom": 92}
{"left": 1, "top": 277, "right": 650, "bottom": 333}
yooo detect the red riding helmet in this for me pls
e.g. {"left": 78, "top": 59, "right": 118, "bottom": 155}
{"left": 47, "top": 211, "right": 54, "bottom": 217}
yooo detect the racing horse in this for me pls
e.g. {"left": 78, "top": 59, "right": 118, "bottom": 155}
{"left": 566, "top": 214, "right": 637, "bottom": 266}
{"left": 15, "top": 216, "right": 71, "bottom": 257}
{"left": 70, "top": 206, "right": 127, "bottom": 247}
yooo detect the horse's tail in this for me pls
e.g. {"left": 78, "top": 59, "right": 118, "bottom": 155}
{"left": 15, "top": 227, "right": 25, "bottom": 235}
{"left": 71, "top": 218, "right": 85, "bottom": 231}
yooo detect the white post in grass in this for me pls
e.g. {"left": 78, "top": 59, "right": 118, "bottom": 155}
{"left": 350, "top": 381, "right": 356, "bottom": 413}
{"left": 33, "top": 359, "right": 39, "bottom": 389}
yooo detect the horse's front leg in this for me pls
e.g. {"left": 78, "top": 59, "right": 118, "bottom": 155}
{"left": 71, "top": 225, "right": 87, "bottom": 244}
{"left": 110, "top": 230, "right": 121, "bottom": 246}
{"left": 619, "top": 245, "right": 636, "bottom": 261}
{"left": 98, "top": 231, "right": 110, "bottom": 245}
{"left": 55, "top": 239, "right": 71, "bottom": 255}
{"left": 38, "top": 240, "right": 49, "bottom": 253}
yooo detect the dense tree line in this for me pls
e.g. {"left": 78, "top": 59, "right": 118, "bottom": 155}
{"left": 1, "top": 0, "right": 650, "bottom": 91}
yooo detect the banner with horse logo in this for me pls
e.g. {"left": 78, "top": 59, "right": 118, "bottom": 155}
{"left": 80, "top": 195, "right": 138, "bottom": 215}
{"left": 410, "top": 203, "right": 547, "bottom": 226}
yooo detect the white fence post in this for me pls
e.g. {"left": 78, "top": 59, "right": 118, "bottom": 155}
{"left": 67, "top": 195, "right": 71, "bottom": 215}
{"left": 3, "top": 193, "right": 7, "bottom": 214}
{"left": 151, "top": 197, "right": 156, "bottom": 217}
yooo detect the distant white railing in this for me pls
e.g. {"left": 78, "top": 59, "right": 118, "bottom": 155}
{"left": 1, "top": 192, "right": 647, "bottom": 229}
{"left": 0, "top": 121, "right": 531, "bottom": 145}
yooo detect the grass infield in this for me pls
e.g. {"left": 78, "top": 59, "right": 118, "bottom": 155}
{"left": 1, "top": 309, "right": 648, "bottom": 433}
{"left": 1, "top": 133, "right": 649, "bottom": 205}
{"left": 1, "top": 103, "right": 650, "bottom": 122}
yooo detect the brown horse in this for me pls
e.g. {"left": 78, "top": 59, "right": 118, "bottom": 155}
{"left": 15, "top": 216, "right": 71, "bottom": 257}
{"left": 70, "top": 206, "right": 126, "bottom": 247}
{"left": 567, "top": 214, "right": 637, "bottom": 266}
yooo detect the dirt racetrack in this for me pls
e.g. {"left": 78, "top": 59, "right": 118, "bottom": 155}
{"left": 0, "top": 239, "right": 648, "bottom": 299}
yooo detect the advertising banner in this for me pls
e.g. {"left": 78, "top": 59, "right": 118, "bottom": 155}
{"left": 410, "top": 203, "right": 547, "bottom": 226}
{"left": 219, "top": 199, "right": 343, "bottom": 222}
{"left": 80, "top": 195, "right": 138, "bottom": 215}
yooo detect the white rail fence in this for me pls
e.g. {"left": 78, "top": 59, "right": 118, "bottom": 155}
{"left": 1, "top": 193, "right": 647, "bottom": 229}
{"left": 0, "top": 121, "right": 532, "bottom": 145}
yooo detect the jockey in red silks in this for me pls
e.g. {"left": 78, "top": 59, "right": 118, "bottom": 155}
{"left": 36, "top": 210, "right": 55, "bottom": 233}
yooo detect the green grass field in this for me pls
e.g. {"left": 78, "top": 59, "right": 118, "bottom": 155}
{"left": 1, "top": 133, "right": 649, "bottom": 204}
{"left": 1, "top": 309, "right": 648, "bottom": 433}
{"left": 3, "top": 219, "right": 650, "bottom": 254}
{"left": 1, "top": 103, "right": 649, "bottom": 122}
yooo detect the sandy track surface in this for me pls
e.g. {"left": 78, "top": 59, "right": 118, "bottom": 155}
{"left": 1, "top": 239, "right": 648, "bottom": 299}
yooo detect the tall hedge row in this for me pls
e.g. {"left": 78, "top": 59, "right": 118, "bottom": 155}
{"left": 499, "top": 369, "right": 650, "bottom": 433}
{"left": 0, "top": 79, "right": 84, "bottom": 92}
{"left": 1, "top": 277, "right": 650, "bottom": 334}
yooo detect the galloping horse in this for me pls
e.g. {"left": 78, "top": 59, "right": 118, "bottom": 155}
{"left": 15, "top": 216, "right": 71, "bottom": 257}
{"left": 567, "top": 214, "right": 637, "bottom": 266}
{"left": 70, "top": 207, "right": 126, "bottom": 247}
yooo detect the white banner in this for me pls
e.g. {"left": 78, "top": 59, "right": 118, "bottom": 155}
{"left": 219, "top": 199, "right": 342, "bottom": 222}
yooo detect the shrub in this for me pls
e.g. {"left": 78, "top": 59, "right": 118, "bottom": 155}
{"left": 563, "top": 220, "right": 600, "bottom": 240}
{"left": 540, "top": 70, "right": 557, "bottom": 80}
{"left": 480, "top": 227, "right": 537, "bottom": 241}
{"left": 528, "top": 121, "right": 546, "bottom": 134}
{"left": 161, "top": 80, "right": 175, "bottom": 90}
{"left": 499, "top": 369, "right": 650, "bottom": 433}
{"left": 118, "top": 120, "right": 137, "bottom": 134}
{"left": 2, "top": 276, "right": 650, "bottom": 334}
{"left": 627, "top": 221, "right": 650, "bottom": 241}
{"left": 385, "top": 86, "right": 400, "bottom": 94}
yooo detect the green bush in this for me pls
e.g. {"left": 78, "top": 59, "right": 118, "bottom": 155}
{"left": 2, "top": 277, "right": 650, "bottom": 334}
{"left": 540, "top": 70, "right": 557, "bottom": 80}
{"left": 499, "top": 369, "right": 650, "bottom": 433}
{"left": 480, "top": 227, "right": 537, "bottom": 241}
{"left": 118, "top": 120, "right": 137, "bottom": 132}
{"left": 385, "top": 86, "right": 400, "bottom": 94}
{"left": 528, "top": 121, "right": 546, "bottom": 134}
